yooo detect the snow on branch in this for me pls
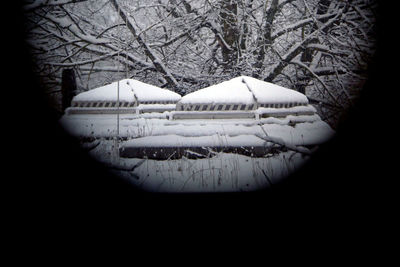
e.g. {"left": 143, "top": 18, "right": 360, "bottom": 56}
{"left": 44, "top": 14, "right": 109, "bottom": 45}
{"left": 24, "top": 0, "right": 89, "bottom": 12}
{"left": 109, "top": 0, "right": 179, "bottom": 89}
{"left": 290, "top": 60, "right": 344, "bottom": 108}
{"left": 271, "top": 13, "right": 337, "bottom": 40}
{"left": 264, "top": 6, "right": 347, "bottom": 82}
{"left": 47, "top": 51, "right": 121, "bottom": 67}
{"left": 24, "top": 0, "right": 376, "bottom": 127}
{"left": 256, "top": 124, "right": 311, "bottom": 155}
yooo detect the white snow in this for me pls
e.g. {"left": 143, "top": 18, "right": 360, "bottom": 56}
{"left": 179, "top": 76, "right": 255, "bottom": 105}
{"left": 59, "top": 114, "right": 334, "bottom": 146}
{"left": 132, "top": 81, "right": 181, "bottom": 102}
{"left": 255, "top": 105, "right": 316, "bottom": 115}
{"left": 73, "top": 79, "right": 135, "bottom": 102}
{"left": 178, "top": 76, "right": 308, "bottom": 105}
{"left": 89, "top": 140, "right": 307, "bottom": 192}
{"left": 242, "top": 76, "right": 309, "bottom": 104}
{"left": 136, "top": 104, "right": 176, "bottom": 111}
{"left": 59, "top": 111, "right": 335, "bottom": 193}
{"left": 123, "top": 134, "right": 268, "bottom": 148}
{"left": 72, "top": 78, "right": 181, "bottom": 103}
{"left": 60, "top": 76, "right": 336, "bottom": 193}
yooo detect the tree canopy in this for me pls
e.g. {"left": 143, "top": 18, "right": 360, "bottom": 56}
{"left": 24, "top": 0, "right": 377, "bottom": 126}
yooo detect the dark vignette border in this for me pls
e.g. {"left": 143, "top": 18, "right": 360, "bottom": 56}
{"left": 8, "top": 1, "right": 392, "bottom": 223}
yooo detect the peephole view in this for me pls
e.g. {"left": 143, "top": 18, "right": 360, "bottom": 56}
{"left": 23, "top": 0, "right": 377, "bottom": 192}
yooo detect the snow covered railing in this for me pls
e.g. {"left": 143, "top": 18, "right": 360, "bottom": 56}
{"left": 169, "top": 110, "right": 256, "bottom": 120}
{"left": 169, "top": 105, "right": 315, "bottom": 120}
{"left": 71, "top": 100, "right": 137, "bottom": 108}
{"left": 174, "top": 102, "right": 309, "bottom": 112}
{"left": 66, "top": 99, "right": 137, "bottom": 115}
{"left": 176, "top": 103, "right": 255, "bottom": 112}
{"left": 139, "top": 100, "right": 176, "bottom": 105}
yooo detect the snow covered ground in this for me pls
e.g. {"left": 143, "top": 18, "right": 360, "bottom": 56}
{"left": 89, "top": 139, "right": 307, "bottom": 192}
{"left": 59, "top": 112, "right": 334, "bottom": 192}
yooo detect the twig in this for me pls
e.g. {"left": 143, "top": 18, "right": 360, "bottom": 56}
{"left": 261, "top": 169, "right": 273, "bottom": 186}
{"left": 256, "top": 124, "right": 311, "bottom": 155}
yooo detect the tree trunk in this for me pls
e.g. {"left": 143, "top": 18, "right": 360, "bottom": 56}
{"left": 298, "top": 0, "right": 332, "bottom": 94}
{"left": 253, "top": 0, "right": 279, "bottom": 78}
{"left": 219, "top": 0, "right": 238, "bottom": 67}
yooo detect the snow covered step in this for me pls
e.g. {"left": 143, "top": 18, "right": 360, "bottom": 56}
{"left": 169, "top": 105, "right": 316, "bottom": 120}
{"left": 60, "top": 112, "right": 334, "bottom": 145}
{"left": 119, "top": 144, "right": 281, "bottom": 160}
{"left": 136, "top": 104, "right": 176, "bottom": 114}
{"left": 119, "top": 134, "right": 280, "bottom": 159}
{"left": 122, "top": 134, "right": 266, "bottom": 148}
{"left": 255, "top": 105, "right": 317, "bottom": 118}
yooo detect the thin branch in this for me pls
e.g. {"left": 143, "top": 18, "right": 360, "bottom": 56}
{"left": 256, "top": 124, "right": 312, "bottom": 155}
{"left": 290, "top": 60, "right": 345, "bottom": 108}
{"left": 24, "top": 0, "right": 90, "bottom": 12}
{"left": 109, "top": 0, "right": 180, "bottom": 89}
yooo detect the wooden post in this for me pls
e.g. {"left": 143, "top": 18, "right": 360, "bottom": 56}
{"left": 61, "top": 69, "right": 77, "bottom": 112}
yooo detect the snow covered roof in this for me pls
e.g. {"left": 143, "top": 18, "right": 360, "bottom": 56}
{"left": 243, "top": 76, "right": 308, "bottom": 104}
{"left": 72, "top": 79, "right": 181, "bottom": 103}
{"left": 179, "top": 76, "right": 308, "bottom": 105}
{"left": 179, "top": 77, "right": 255, "bottom": 105}
{"left": 131, "top": 79, "right": 181, "bottom": 102}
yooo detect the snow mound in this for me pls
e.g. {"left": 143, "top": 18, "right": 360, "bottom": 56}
{"left": 179, "top": 76, "right": 255, "bottom": 105}
{"left": 72, "top": 79, "right": 181, "bottom": 102}
{"left": 72, "top": 79, "right": 135, "bottom": 102}
{"left": 130, "top": 79, "right": 181, "bottom": 102}
{"left": 179, "top": 76, "right": 308, "bottom": 105}
{"left": 242, "top": 76, "right": 308, "bottom": 104}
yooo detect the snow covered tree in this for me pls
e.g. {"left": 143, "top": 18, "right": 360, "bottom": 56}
{"left": 24, "top": 0, "right": 377, "bottom": 126}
